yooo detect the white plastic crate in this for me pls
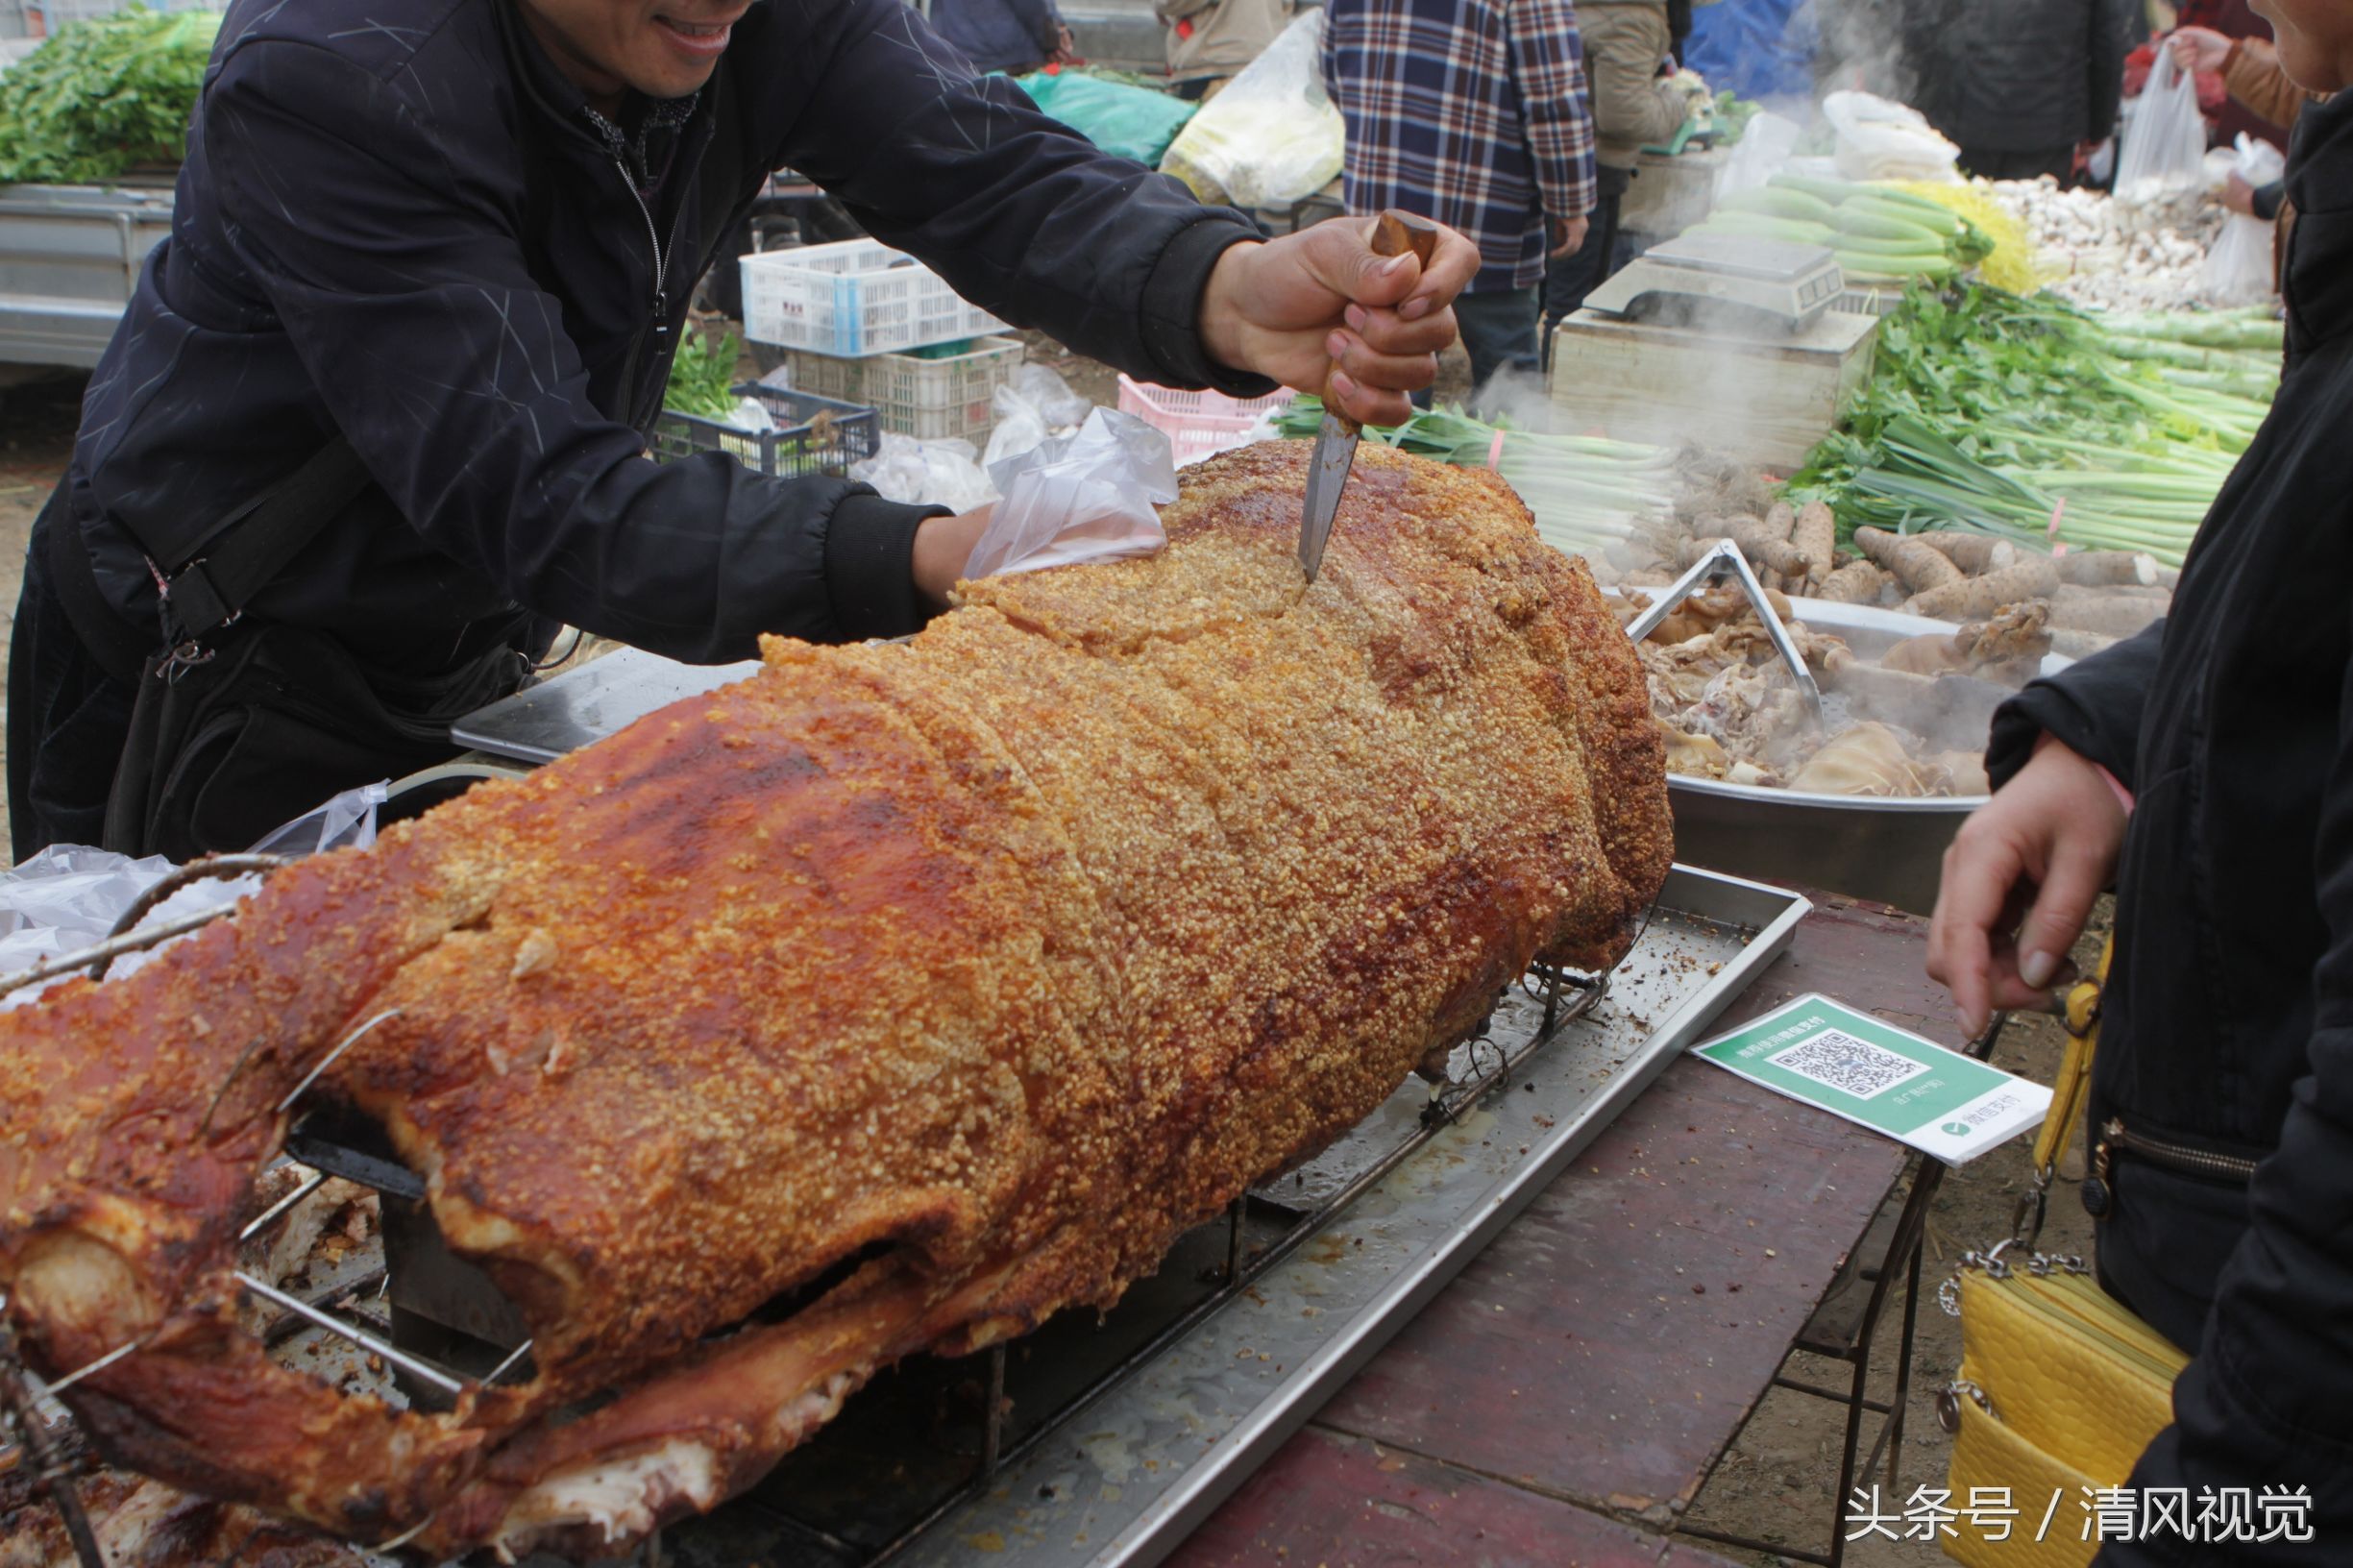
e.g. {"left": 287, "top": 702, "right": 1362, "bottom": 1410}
{"left": 788, "top": 335, "right": 1024, "bottom": 442}
{"left": 741, "top": 240, "right": 1009, "bottom": 356}
{"left": 1116, "top": 377, "right": 1296, "bottom": 468}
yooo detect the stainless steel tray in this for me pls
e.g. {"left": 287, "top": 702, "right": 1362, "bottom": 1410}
{"left": 658, "top": 866, "right": 1807, "bottom": 1568}
{"left": 452, "top": 648, "right": 756, "bottom": 764}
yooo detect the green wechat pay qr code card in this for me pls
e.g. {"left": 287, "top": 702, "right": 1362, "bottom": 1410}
{"left": 1689, "top": 994, "right": 2050, "bottom": 1164}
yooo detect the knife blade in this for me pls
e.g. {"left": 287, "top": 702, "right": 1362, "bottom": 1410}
{"left": 1298, "top": 208, "right": 1441, "bottom": 583}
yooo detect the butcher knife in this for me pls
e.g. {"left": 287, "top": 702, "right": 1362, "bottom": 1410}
{"left": 1297, "top": 209, "right": 1442, "bottom": 583}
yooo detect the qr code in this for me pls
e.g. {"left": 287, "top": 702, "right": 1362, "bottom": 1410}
{"left": 1769, "top": 1029, "right": 1926, "bottom": 1100}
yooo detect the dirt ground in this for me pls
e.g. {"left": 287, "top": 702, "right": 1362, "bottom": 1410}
{"left": 0, "top": 349, "right": 2096, "bottom": 1566}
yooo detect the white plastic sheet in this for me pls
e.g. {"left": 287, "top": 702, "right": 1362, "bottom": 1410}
{"left": 967, "top": 407, "right": 1176, "bottom": 578}
{"left": 847, "top": 433, "right": 998, "bottom": 512}
{"left": 1824, "top": 91, "right": 1960, "bottom": 184}
{"left": 0, "top": 781, "right": 387, "bottom": 1006}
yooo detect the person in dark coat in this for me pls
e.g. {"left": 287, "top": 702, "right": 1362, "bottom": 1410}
{"left": 930, "top": 0, "right": 1071, "bottom": 77}
{"left": 1904, "top": 0, "right": 2139, "bottom": 182}
{"left": 7, "top": 0, "right": 1480, "bottom": 861}
{"left": 1929, "top": 2, "right": 2353, "bottom": 1554}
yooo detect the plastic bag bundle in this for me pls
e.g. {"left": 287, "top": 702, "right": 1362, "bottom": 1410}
{"left": 2199, "top": 134, "right": 2288, "bottom": 306}
{"left": 2115, "top": 49, "right": 2209, "bottom": 204}
{"left": 967, "top": 407, "right": 1176, "bottom": 578}
{"left": 1159, "top": 11, "right": 1344, "bottom": 208}
{"left": 847, "top": 433, "right": 998, "bottom": 512}
{"left": 1823, "top": 91, "right": 1959, "bottom": 184}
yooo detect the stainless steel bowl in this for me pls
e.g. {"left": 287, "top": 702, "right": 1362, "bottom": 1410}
{"left": 1637, "top": 596, "right": 2068, "bottom": 916}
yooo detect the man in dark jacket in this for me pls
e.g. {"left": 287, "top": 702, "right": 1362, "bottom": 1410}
{"left": 1929, "top": 8, "right": 2353, "bottom": 1554}
{"left": 8, "top": 0, "right": 1477, "bottom": 860}
{"left": 931, "top": 0, "right": 1071, "bottom": 77}
{"left": 1904, "top": 0, "right": 2139, "bottom": 181}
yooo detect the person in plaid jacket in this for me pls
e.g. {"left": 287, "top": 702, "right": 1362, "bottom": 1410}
{"left": 1323, "top": 0, "right": 1597, "bottom": 401}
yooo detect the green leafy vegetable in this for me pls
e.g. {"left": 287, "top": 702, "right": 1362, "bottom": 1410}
{"left": 664, "top": 323, "right": 743, "bottom": 421}
{"left": 1785, "top": 283, "right": 2283, "bottom": 565}
{"left": 0, "top": 7, "right": 222, "bottom": 184}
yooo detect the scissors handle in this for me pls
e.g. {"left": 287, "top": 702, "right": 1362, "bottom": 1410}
{"left": 1325, "top": 209, "right": 1441, "bottom": 436}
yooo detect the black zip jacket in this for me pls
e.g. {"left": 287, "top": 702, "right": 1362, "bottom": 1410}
{"left": 1903, "top": 0, "right": 2136, "bottom": 155}
{"left": 62, "top": 0, "right": 1267, "bottom": 673}
{"left": 1986, "top": 91, "right": 2353, "bottom": 1565}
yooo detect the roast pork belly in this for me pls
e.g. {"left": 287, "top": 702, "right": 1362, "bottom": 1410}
{"left": 0, "top": 441, "right": 1669, "bottom": 1557}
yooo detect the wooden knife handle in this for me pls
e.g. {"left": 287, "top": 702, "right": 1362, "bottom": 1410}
{"left": 1327, "top": 209, "right": 1442, "bottom": 434}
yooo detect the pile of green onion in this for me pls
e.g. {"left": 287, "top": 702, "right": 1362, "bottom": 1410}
{"left": 1789, "top": 285, "right": 2282, "bottom": 566}
{"left": 1274, "top": 400, "right": 1677, "bottom": 557}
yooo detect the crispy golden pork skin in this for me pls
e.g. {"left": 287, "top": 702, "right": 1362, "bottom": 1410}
{"left": 0, "top": 442, "right": 1668, "bottom": 1556}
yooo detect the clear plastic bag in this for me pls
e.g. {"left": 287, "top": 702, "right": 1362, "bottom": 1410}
{"left": 981, "top": 364, "right": 1092, "bottom": 470}
{"left": 1823, "top": 91, "right": 1959, "bottom": 184}
{"left": 967, "top": 408, "right": 1177, "bottom": 578}
{"left": 2115, "top": 48, "right": 2209, "bottom": 204}
{"left": 2199, "top": 134, "right": 2288, "bottom": 306}
{"left": 1158, "top": 10, "right": 1344, "bottom": 208}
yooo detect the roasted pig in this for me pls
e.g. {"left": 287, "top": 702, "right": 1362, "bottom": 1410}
{"left": 0, "top": 442, "right": 1670, "bottom": 1557}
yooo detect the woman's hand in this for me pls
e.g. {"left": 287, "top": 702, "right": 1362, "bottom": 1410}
{"left": 1926, "top": 734, "right": 2129, "bottom": 1038}
{"left": 1196, "top": 215, "right": 1483, "bottom": 428}
{"left": 2169, "top": 25, "right": 2232, "bottom": 75}
{"left": 912, "top": 506, "right": 992, "bottom": 607}
{"left": 2221, "top": 170, "right": 2259, "bottom": 215}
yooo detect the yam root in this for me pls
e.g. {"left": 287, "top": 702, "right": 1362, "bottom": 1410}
{"left": 2050, "top": 627, "right": 2120, "bottom": 660}
{"left": 1919, "top": 533, "right": 2018, "bottom": 576}
{"left": 2054, "top": 550, "right": 2159, "bottom": 588}
{"left": 1761, "top": 501, "right": 1797, "bottom": 542}
{"left": 1900, "top": 558, "right": 2061, "bottom": 621}
{"left": 1790, "top": 501, "right": 1836, "bottom": 592}
{"left": 2154, "top": 566, "right": 2181, "bottom": 591}
{"left": 1816, "top": 559, "right": 1891, "bottom": 604}
{"left": 2050, "top": 586, "right": 2165, "bottom": 638}
{"left": 1855, "top": 527, "right": 1963, "bottom": 594}
{"left": 1700, "top": 515, "right": 1813, "bottom": 579}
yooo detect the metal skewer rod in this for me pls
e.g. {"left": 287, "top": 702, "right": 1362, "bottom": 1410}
{"left": 483, "top": 1338, "right": 535, "bottom": 1387}
{"left": 89, "top": 854, "right": 289, "bottom": 982}
{"left": 34, "top": 1336, "right": 148, "bottom": 1398}
{"left": 275, "top": 1010, "right": 402, "bottom": 1114}
{"left": 233, "top": 1272, "right": 464, "bottom": 1397}
{"left": 0, "top": 909, "right": 235, "bottom": 1004}
{"left": 238, "top": 1171, "right": 331, "bottom": 1242}
{"left": 0, "top": 1321, "right": 104, "bottom": 1568}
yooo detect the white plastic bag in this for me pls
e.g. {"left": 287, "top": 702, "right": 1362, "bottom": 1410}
{"left": 848, "top": 432, "right": 998, "bottom": 512}
{"left": 1159, "top": 11, "right": 1345, "bottom": 208}
{"left": 2199, "top": 134, "right": 2288, "bottom": 305}
{"left": 981, "top": 364, "right": 1092, "bottom": 470}
{"left": 967, "top": 408, "right": 1176, "bottom": 578}
{"left": 2115, "top": 48, "right": 2209, "bottom": 204}
{"left": 1823, "top": 91, "right": 1959, "bottom": 184}
{"left": 1713, "top": 110, "right": 1802, "bottom": 201}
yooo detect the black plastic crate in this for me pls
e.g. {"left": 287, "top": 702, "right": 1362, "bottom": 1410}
{"left": 650, "top": 383, "right": 880, "bottom": 478}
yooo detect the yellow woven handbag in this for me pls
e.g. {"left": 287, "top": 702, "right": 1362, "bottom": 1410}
{"left": 1937, "top": 942, "right": 2192, "bottom": 1566}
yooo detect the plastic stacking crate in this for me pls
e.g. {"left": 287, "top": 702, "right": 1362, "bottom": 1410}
{"left": 787, "top": 335, "right": 1025, "bottom": 442}
{"left": 650, "top": 385, "right": 880, "bottom": 478}
{"left": 740, "top": 240, "right": 1010, "bottom": 356}
{"left": 1115, "top": 376, "right": 1296, "bottom": 468}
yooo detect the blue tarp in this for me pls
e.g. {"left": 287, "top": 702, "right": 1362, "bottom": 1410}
{"left": 1685, "top": 0, "right": 1818, "bottom": 104}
